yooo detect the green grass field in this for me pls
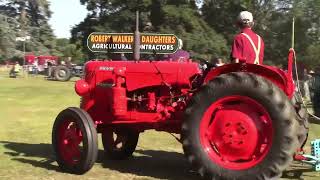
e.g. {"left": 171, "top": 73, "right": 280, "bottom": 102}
{"left": 0, "top": 70, "right": 320, "bottom": 180}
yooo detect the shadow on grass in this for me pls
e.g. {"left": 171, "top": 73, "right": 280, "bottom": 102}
{"left": 2, "top": 141, "right": 315, "bottom": 180}
{"left": 45, "top": 78, "right": 78, "bottom": 83}
{"left": 101, "top": 149, "right": 199, "bottom": 180}
{"left": 282, "top": 162, "right": 317, "bottom": 179}
{"left": 0, "top": 141, "right": 198, "bottom": 179}
{"left": 0, "top": 141, "right": 60, "bottom": 172}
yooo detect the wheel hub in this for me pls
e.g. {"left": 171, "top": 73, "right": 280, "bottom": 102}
{"left": 58, "top": 70, "right": 66, "bottom": 77}
{"left": 207, "top": 108, "right": 259, "bottom": 162}
{"left": 200, "top": 96, "right": 273, "bottom": 170}
{"left": 58, "top": 120, "right": 82, "bottom": 165}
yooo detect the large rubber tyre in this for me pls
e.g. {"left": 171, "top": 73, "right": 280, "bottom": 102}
{"left": 54, "top": 66, "right": 72, "bottom": 81}
{"left": 182, "top": 72, "right": 300, "bottom": 180}
{"left": 291, "top": 92, "right": 309, "bottom": 149}
{"left": 102, "top": 127, "right": 139, "bottom": 160}
{"left": 52, "top": 107, "right": 98, "bottom": 174}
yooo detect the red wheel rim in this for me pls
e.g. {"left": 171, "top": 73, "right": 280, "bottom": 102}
{"left": 199, "top": 95, "right": 273, "bottom": 170}
{"left": 57, "top": 119, "right": 83, "bottom": 165}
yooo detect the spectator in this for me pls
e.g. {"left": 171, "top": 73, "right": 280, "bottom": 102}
{"left": 308, "top": 70, "right": 315, "bottom": 100}
{"left": 120, "top": 53, "right": 128, "bottom": 61}
{"left": 47, "top": 61, "right": 53, "bottom": 77}
{"left": 14, "top": 61, "right": 21, "bottom": 73}
{"left": 60, "top": 60, "right": 66, "bottom": 65}
{"left": 66, "top": 57, "right": 72, "bottom": 68}
{"left": 9, "top": 61, "right": 21, "bottom": 78}
{"left": 143, "top": 22, "right": 154, "bottom": 32}
{"left": 168, "top": 39, "right": 190, "bottom": 62}
{"left": 32, "top": 59, "right": 38, "bottom": 75}
{"left": 311, "top": 67, "right": 320, "bottom": 116}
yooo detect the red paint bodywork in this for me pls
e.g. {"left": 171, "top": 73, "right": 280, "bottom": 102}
{"left": 204, "top": 63, "right": 295, "bottom": 98}
{"left": 78, "top": 60, "right": 200, "bottom": 133}
{"left": 83, "top": 61, "right": 200, "bottom": 91}
{"left": 76, "top": 55, "right": 295, "bottom": 133}
{"left": 24, "top": 54, "right": 59, "bottom": 65}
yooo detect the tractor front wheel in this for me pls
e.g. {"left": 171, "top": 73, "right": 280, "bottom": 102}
{"left": 102, "top": 127, "right": 139, "bottom": 160}
{"left": 182, "top": 72, "right": 300, "bottom": 180}
{"left": 52, "top": 107, "right": 98, "bottom": 174}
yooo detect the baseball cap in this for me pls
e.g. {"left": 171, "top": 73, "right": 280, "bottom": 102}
{"left": 238, "top": 11, "right": 253, "bottom": 23}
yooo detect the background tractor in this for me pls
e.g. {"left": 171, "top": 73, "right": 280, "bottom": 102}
{"left": 24, "top": 54, "right": 83, "bottom": 81}
{"left": 25, "top": 54, "right": 59, "bottom": 75}
{"left": 46, "top": 64, "right": 83, "bottom": 81}
{"left": 52, "top": 13, "right": 309, "bottom": 180}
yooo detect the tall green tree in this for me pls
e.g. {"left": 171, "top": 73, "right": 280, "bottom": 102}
{"left": 55, "top": 38, "right": 85, "bottom": 63}
{"left": 72, "top": 0, "right": 228, "bottom": 60}
{"left": 293, "top": 0, "right": 320, "bottom": 68}
{"left": 0, "top": 15, "right": 19, "bottom": 61}
{"left": 153, "top": 1, "right": 227, "bottom": 58}
{"left": 0, "top": 0, "right": 56, "bottom": 58}
{"left": 201, "top": 0, "right": 316, "bottom": 65}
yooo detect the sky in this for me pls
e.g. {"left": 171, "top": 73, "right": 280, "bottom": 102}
{"left": 48, "top": 0, "right": 88, "bottom": 39}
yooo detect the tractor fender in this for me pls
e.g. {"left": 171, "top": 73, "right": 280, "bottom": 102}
{"left": 204, "top": 63, "right": 295, "bottom": 98}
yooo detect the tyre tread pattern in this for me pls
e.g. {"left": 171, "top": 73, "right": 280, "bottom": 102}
{"left": 52, "top": 107, "right": 98, "bottom": 174}
{"left": 182, "top": 72, "right": 300, "bottom": 180}
{"left": 54, "top": 66, "right": 72, "bottom": 81}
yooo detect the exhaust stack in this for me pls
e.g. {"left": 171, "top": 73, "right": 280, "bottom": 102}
{"left": 133, "top": 11, "right": 140, "bottom": 61}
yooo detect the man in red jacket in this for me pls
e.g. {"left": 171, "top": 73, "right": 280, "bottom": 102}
{"left": 231, "top": 11, "right": 265, "bottom": 64}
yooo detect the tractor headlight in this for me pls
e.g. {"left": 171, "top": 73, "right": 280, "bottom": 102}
{"left": 75, "top": 80, "right": 90, "bottom": 96}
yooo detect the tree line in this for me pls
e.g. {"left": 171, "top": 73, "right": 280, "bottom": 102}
{"left": 0, "top": 0, "right": 84, "bottom": 64}
{"left": 1, "top": 0, "right": 320, "bottom": 68}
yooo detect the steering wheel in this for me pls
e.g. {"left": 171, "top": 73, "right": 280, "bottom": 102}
{"left": 197, "top": 57, "right": 215, "bottom": 70}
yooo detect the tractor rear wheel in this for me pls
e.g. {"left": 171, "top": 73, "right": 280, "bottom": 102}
{"left": 182, "top": 72, "right": 300, "bottom": 180}
{"left": 54, "top": 66, "right": 72, "bottom": 81}
{"left": 102, "top": 127, "right": 139, "bottom": 160}
{"left": 52, "top": 107, "right": 98, "bottom": 174}
{"left": 291, "top": 92, "right": 309, "bottom": 149}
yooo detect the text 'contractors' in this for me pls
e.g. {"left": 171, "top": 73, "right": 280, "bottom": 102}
{"left": 91, "top": 44, "right": 174, "bottom": 51}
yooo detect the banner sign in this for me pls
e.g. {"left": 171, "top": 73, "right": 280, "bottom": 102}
{"left": 87, "top": 32, "right": 179, "bottom": 54}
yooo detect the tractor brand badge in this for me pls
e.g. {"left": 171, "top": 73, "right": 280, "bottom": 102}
{"left": 97, "top": 82, "right": 114, "bottom": 88}
{"left": 87, "top": 32, "right": 179, "bottom": 54}
{"left": 98, "top": 66, "right": 114, "bottom": 71}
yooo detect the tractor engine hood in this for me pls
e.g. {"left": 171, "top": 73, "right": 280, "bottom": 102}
{"left": 84, "top": 60, "right": 201, "bottom": 91}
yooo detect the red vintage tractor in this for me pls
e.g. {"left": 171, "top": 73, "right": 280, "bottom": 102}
{"left": 52, "top": 14, "right": 309, "bottom": 180}
{"left": 52, "top": 50, "right": 309, "bottom": 179}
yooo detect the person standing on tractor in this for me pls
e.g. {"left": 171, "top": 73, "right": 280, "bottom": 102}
{"left": 231, "top": 11, "right": 265, "bottom": 64}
